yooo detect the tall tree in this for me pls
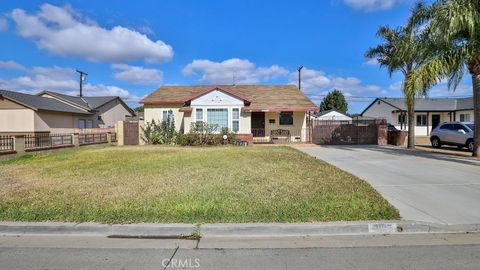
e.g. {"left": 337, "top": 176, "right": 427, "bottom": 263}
{"left": 319, "top": 89, "right": 348, "bottom": 113}
{"left": 409, "top": 0, "right": 480, "bottom": 157}
{"left": 365, "top": 21, "right": 429, "bottom": 149}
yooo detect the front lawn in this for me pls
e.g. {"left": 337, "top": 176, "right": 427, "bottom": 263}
{"left": 0, "top": 145, "right": 399, "bottom": 223}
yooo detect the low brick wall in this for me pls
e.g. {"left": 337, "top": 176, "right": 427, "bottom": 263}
{"left": 236, "top": 133, "right": 253, "bottom": 145}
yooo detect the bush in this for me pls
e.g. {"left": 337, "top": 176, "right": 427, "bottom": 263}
{"left": 175, "top": 122, "right": 237, "bottom": 146}
{"left": 142, "top": 117, "right": 177, "bottom": 145}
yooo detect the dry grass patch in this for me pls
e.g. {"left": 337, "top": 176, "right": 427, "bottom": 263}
{"left": 0, "top": 145, "right": 399, "bottom": 223}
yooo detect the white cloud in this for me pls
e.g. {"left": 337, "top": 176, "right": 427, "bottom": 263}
{"left": 0, "top": 16, "right": 7, "bottom": 31}
{"left": 343, "top": 0, "right": 404, "bottom": 11}
{"left": 0, "top": 64, "right": 140, "bottom": 102}
{"left": 182, "top": 58, "right": 288, "bottom": 84}
{"left": 0, "top": 60, "right": 27, "bottom": 71}
{"left": 365, "top": 58, "right": 379, "bottom": 66}
{"left": 10, "top": 4, "right": 173, "bottom": 63}
{"left": 112, "top": 64, "right": 163, "bottom": 85}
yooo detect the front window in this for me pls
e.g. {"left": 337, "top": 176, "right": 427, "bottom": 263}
{"left": 232, "top": 108, "right": 239, "bottom": 132}
{"left": 460, "top": 114, "right": 471, "bottom": 122}
{"left": 78, "top": 119, "right": 86, "bottom": 129}
{"left": 466, "top": 124, "right": 475, "bottom": 131}
{"left": 87, "top": 119, "right": 93, "bottom": 129}
{"left": 196, "top": 108, "right": 203, "bottom": 123}
{"left": 416, "top": 115, "right": 427, "bottom": 126}
{"left": 398, "top": 114, "right": 406, "bottom": 124}
{"left": 162, "top": 110, "right": 173, "bottom": 122}
{"left": 279, "top": 112, "right": 293, "bottom": 125}
{"left": 207, "top": 108, "right": 228, "bottom": 130}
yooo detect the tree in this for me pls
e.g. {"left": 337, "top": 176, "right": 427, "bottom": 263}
{"left": 319, "top": 89, "right": 348, "bottom": 113}
{"left": 409, "top": 0, "right": 480, "bottom": 157}
{"left": 365, "top": 20, "right": 430, "bottom": 149}
{"left": 134, "top": 105, "right": 144, "bottom": 112}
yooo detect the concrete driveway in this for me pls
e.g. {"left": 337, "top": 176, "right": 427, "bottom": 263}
{"left": 296, "top": 145, "right": 480, "bottom": 225}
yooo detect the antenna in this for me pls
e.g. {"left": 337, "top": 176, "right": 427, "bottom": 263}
{"left": 76, "top": 69, "right": 88, "bottom": 97}
{"left": 297, "top": 66, "right": 304, "bottom": 90}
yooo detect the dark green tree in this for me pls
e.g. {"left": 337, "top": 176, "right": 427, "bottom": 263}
{"left": 319, "top": 89, "right": 348, "bottom": 113}
{"left": 134, "top": 105, "right": 144, "bottom": 112}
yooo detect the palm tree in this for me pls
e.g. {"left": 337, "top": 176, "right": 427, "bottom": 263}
{"left": 409, "top": 0, "right": 480, "bottom": 157}
{"left": 365, "top": 23, "right": 428, "bottom": 149}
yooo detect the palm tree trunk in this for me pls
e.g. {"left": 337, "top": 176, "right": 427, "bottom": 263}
{"left": 472, "top": 73, "right": 480, "bottom": 157}
{"left": 407, "top": 100, "right": 415, "bottom": 149}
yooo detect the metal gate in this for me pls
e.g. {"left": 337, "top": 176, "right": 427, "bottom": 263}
{"left": 311, "top": 118, "right": 386, "bottom": 145}
{"left": 123, "top": 121, "right": 139, "bottom": 145}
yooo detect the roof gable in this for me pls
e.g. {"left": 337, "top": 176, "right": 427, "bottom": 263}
{"left": 190, "top": 89, "right": 246, "bottom": 106}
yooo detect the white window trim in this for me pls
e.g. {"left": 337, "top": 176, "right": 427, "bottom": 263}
{"left": 161, "top": 109, "right": 174, "bottom": 122}
{"left": 193, "top": 106, "right": 241, "bottom": 132}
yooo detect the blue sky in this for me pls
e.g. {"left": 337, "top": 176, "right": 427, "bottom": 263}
{"left": 0, "top": 0, "right": 473, "bottom": 113}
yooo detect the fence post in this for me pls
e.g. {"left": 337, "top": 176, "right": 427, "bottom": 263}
{"left": 14, "top": 136, "right": 26, "bottom": 155}
{"left": 73, "top": 133, "right": 80, "bottom": 147}
{"left": 115, "top": 121, "right": 124, "bottom": 146}
{"left": 377, "top": 120, "right": 388, "bottom": 145}
{"left": 138, "top": 120, "right": 145, "bottom": 145}
{"left": 107, "top": 132, "right": 112, "bottom": 143}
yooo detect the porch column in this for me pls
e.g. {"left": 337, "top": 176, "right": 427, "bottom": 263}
{"left": 427, "top": 112, "right": 430, "bottom": 136}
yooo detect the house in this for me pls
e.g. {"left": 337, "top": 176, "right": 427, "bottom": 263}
{"left": 0, "top": 89, "right": 135, "bottom": 135}
{"left": 361, "top": 97, "right": 473, "bottom": 136}
{"left": 141, "top": 85, "right": 318, "bottom": 143}
{"left": 311, "top": 109, "right": 352, "bottom": 121}
{"left": 38, "top": 91, "right": 135, "bottom": 128}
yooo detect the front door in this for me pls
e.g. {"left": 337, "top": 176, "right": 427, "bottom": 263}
{"left": 431, "top": 114, "right": 441, "bottom": 131}
{"left": 251, "top": 112, "right": 265, "bottom": 137}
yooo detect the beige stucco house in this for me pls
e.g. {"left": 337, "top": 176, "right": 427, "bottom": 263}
{"left": 0, "top": 89, "right": 135, "bottom": 135}
{"left": 141, "top": 85, "right": 318, "bottom": 143}
{"left": 361, "top": 97, "right": 474, "bottom": 136}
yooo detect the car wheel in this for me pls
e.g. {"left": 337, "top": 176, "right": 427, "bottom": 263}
{"left": 431, "top": 137, "right": 441, "bottom": 148}
{"left": 467, "top": 140, "right": 474, "bottom": 152}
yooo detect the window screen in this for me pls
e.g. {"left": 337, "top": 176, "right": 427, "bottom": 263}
{"left": 78, "top": 119, "right": 86, "bottom": 129}
{"left": 279, "top": 112, "right": 293, "bottom": 125}
{"left": 196, "top": 108, "right": 203, "bottom": 123}
{"left": 416, "top": 115, "right": 427, "bottom": 126}
{"left": 162, "top": 110, "right": 173, "bottom": 122}
{"left": 207, "top": 108, "right": 228, "bottom": 130}
{"left": 232, "top": 108, "right": 239, "bottom": 132}
{"left": 87, "top": 119, "right": 93, "bottom": 128}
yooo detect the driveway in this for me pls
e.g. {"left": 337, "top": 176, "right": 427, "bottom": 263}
{"left": 296, "top": 145, "right": 480, "bottom": 225}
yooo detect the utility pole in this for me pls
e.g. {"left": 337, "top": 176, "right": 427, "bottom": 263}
{"left": 76, "top": 70, "right": 88, "bottom": 97}
{"left": 297, "top": 66, "right": 304, "bottom": 90}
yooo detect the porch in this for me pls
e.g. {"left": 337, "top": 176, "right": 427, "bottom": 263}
{"left": 250, "top": 111, "right": 310, "bottom": 144}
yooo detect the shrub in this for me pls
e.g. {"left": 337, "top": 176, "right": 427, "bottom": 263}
{"left": 177, "top": 122, "right": 237, "bottom": 146}
{"left": 142, "top": 117, "right": 177, "bottom": 145}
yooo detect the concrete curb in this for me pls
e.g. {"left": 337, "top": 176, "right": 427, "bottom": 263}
{"left": 1, "top": 221, "right": 479, "bottom": 238}
{"left": 0, "top": 222, "right": 195, "bottom": 237}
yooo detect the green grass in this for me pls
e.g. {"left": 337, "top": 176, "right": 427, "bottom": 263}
{"left": 0, "top": 145, "right": 399, "bottom": 223}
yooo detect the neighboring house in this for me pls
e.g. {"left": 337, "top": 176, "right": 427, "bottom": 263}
{"left": 311, "top": 109, "right": 352, "bottom": 121}
{"left": 361, "top": 97, "right": 473, "bottom": 136}
{"left": 141, "top": 85, "right": 318, "bottom": 142}
{"left": 0, "top": 89, "right": 134, "bottom": 135}
{"left": 38, "top": 91, "right": 135, "bottom": 128}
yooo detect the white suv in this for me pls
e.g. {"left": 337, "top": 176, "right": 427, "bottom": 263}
{"left": 430, "top": 122, "right": 475, "bottom": 152}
